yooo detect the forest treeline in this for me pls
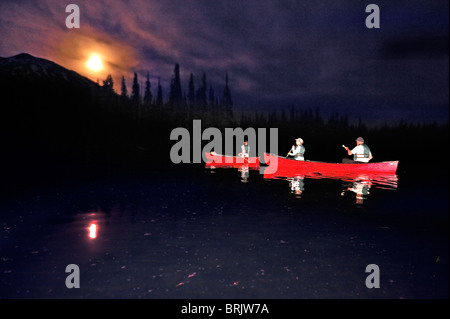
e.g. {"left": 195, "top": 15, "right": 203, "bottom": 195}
{"left": 101, "top": 63, "right": 234, "bottom": 127}
{"left": 0, "top": 55, "right": 448, "bottom": 195}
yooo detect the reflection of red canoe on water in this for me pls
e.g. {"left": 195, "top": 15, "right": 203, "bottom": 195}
{"left": 205, "top": 152, "right": 260, "bottom": 167}
{"left": 264, "top": 153, "right": 398, "bottom": 175}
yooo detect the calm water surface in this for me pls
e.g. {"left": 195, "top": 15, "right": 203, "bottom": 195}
{"left": 1, "top": 164, "right": 448, "bottom": 298}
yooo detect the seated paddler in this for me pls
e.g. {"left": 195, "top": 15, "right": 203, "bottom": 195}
{"left": 287, "top": 137, "right": 305, "bottom": 161}
{"left": 343, "top": 137, "right": 373, "bottom": 163}
{"left": 238, "top": 140, "right": 249, "bottom": 158}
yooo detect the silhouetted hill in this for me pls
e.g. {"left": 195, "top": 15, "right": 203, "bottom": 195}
{"left": 0, "top": 53, "right": 96, "bottom": 87}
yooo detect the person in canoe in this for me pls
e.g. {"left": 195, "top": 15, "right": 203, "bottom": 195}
{"left": 343, "top": 137, "right": 373, "bottom": 163}
{"left": 287, "top": 138, "right": 305, "bottom": 161}
{"left": 238, "top": 140, "right": 250, "bottom": 158}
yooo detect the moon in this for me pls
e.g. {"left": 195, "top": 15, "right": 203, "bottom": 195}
{"left": 87, "top": 55, "right": 103, "bottom": 71}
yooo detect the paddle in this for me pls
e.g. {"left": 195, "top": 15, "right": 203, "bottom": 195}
{"left": 342, "top": 144, "right": 351, "bottom": 153}
{"left": 287, "top": 145, "right": 294, "bottom": 157}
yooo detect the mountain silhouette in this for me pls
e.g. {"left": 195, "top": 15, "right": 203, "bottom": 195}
{"left": 0, "top": 53, "right": 96, "bottom": 88}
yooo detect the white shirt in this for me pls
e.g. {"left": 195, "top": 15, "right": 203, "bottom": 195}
{"left": 241, "top": 144, "right": 249, "bottom": 157}
{"left": 351, "top": 145, "right": 372, "bottom": 163}
{"left": 290, "top": 145, "right": 305, "bottom": 161}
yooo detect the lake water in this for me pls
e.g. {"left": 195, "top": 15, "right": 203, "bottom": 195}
{"left": 1, "top": 163, "right": 448, "bottom": 299}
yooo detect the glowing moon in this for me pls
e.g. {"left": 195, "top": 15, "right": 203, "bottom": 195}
{"left": 87, "top": 55, "right": 103, "bottom": 71}
{"left": 87, "top": 222, "right": 98, "bottom": 239}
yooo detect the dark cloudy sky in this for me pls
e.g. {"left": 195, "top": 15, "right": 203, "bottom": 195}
{"left": 0, "top": 0, "right": 448, "bottom": 124}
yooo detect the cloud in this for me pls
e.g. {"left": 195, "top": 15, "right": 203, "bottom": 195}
{"left": 0, "top": 1, "right": 64, "bottom": 58}
{"left": 53, "top": 27, "right": 140, "bottom": 84}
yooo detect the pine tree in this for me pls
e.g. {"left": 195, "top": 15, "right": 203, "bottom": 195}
{"left": 208, "top": 85, "right": 215, "bottom": 107}
{"left": 196, "top": 73, "right": 207, "bottom": 107}
{"left": 103, "top": 74, "right": 114, "bottom": 93}
{"left": 188, "top": 73, "right": 195, "bottom": 107}
{"left": 143, "top": 72, "right": 152, "bottom": 107}
{"left": 222, "top": 72, "right": 233, "bottom": 108}
{"left": 131, "top": 72, "right": 140, "bottom": 106}
{"left": 169, "top": 63, "right": 182, "bottom": 106}
{"left": 155, "top": 77, "right": 163, "bottom": 108}
{"left": 120, "top": 76, "right": 128, "bottom": 99}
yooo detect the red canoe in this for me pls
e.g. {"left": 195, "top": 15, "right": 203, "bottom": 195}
{"left": 264, "top": 153, "right": 398, "bottom": 176}
{"left": 205, "top": 152, "right": 260, "bottom": 167}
